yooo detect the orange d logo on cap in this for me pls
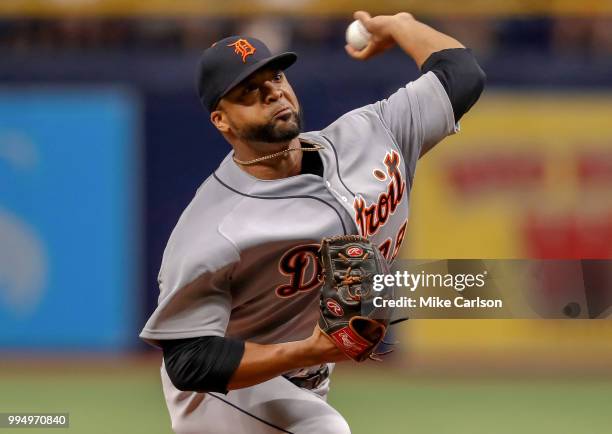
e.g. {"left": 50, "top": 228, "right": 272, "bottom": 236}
{"left": 228, "top": 38, "right": 256, "bottom": 63}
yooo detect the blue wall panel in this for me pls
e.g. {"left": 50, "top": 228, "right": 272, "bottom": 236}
{"left": 0, "top": 88, "right": 140, "bottom": 350}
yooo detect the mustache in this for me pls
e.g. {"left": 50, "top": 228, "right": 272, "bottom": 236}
{"left": 239, "top": 106, "right": 304, "bottom": 143}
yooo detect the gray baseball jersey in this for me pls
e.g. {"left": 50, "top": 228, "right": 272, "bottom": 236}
{"left": 140, "top": 72, "right": 456, "bottom": 349}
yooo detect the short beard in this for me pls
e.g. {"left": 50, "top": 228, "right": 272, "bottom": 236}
{"left": 238, "top": 108, "right": 304, "bottom": 144}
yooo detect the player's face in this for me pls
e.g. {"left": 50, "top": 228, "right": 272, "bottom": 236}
{"left": 215, "top": 67, "right": 302, "bottom": 144}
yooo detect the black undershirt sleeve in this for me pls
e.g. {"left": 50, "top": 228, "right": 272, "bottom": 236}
{"left": 161, "top": 336, "right": 245, "bottom": 394}
{"left": 421, "top": 48, "right": 486, "bottom": 122}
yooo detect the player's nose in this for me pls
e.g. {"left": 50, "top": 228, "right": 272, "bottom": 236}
{"left": 263, "top": 81, "right": 283, "bottom": 104}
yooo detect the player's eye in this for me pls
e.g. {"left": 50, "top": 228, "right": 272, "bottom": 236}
{"left": 273, "top": 72, "right": 283, "bottom": 81}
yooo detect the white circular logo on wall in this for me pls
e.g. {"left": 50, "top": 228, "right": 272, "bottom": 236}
{"left": 0, "top": 210, "right": 48, "bottom": 316}
{"left": 0, "top": 131, "right": 39, "bottom": 170}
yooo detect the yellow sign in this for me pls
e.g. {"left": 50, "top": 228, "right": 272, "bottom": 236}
{"left": 398, "top": 92, "right": 612, "bottom": 362}
{"left": 404, "top": 92, "right": 612, "bottom": 259}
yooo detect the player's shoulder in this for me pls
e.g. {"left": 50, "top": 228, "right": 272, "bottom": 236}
{"left": 315, "top": 72, "right": 448, "bottom": 142}
{"left": 326, "top": 102, "right": 381, "bottom": 131}
{"left": 309, "top": 98, "right": 391, "bottom": 150}
{"left": 315, "top": 75, "right": 440, "bottom": 140}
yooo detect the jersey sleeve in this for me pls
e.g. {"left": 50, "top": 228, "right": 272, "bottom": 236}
{"left": 139, "top": 182, "right": 241, "bottom": 347}
{"left": 139, "top": 259, "right": 237, "bottom": 347}
{"left": 373, "top": 71, "right": 458, "bottom": 180}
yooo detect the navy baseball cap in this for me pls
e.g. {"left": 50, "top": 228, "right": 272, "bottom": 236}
{"left": 197, "top": 36, "right": 297, "bottom": 112}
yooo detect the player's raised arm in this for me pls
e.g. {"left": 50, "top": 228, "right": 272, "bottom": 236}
{"left": 346, "top": 10, "right": 485, "bottom": 161}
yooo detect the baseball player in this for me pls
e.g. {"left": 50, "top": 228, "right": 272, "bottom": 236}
{"left": 140, "top": 10, "right": 485, "bottom": 434}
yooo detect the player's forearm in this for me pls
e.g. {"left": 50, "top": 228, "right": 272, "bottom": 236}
{"left": 228, "top": 327, "right": 345, "bottom": 389}
{"left": 162, "top": 336, "right": 312, "bottom": 393}
{"left": 390, "top": 13, "right": 464, "bottom": 68}
{"left": 161, "top": 327, "right": 344, "bottom": 393}
{"left": 227, "top": 340, "right": 321, "bottom": 390}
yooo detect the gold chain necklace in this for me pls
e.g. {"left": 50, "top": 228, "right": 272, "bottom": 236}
{"left": 232, "top": 144, "right": 323, "bottom": 166}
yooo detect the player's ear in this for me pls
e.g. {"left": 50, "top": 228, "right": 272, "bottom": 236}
{"left": 210, "top": 108, "right": 230, "bottom": 133}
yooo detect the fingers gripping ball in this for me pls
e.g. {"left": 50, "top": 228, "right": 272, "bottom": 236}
{"left": 345, "top": 20, "right": 371, "bottom": 51}
{"left": 318, "top": 235, "right": 394, "bottom": 362}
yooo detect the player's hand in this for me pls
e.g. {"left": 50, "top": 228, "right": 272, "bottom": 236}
{"left": 345, "top": 11, "right": 413, "bottom": 60}
{"left": 306, "top": 325, "right": 349, "bottom": 363}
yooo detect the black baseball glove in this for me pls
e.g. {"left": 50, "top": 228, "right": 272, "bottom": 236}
{"left": 318, "top": 235, "right": 395, "bottom": 362}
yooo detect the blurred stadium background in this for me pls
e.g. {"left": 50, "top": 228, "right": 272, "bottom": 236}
{"left": 1, "top": 1, "right": 612, "bottom": 433}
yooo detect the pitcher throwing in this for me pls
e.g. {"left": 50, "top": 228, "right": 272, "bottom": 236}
{"left": 140, "top": 10, "right": 485, "bottom": 434}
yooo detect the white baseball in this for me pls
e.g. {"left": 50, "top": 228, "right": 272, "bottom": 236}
{"left": 345, "top": 20, "right": 371, "bottom": 51}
